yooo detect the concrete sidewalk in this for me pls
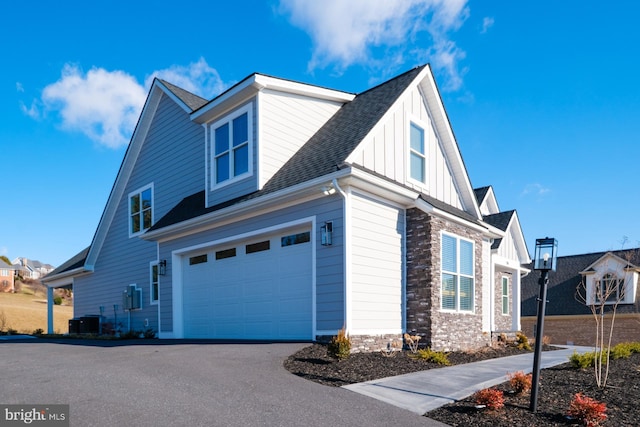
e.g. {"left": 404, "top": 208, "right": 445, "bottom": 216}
{"left": 344, "top": 345, "right": 592, "bottom": 415}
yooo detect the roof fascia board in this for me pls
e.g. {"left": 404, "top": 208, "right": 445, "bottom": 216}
{"left": 419, "top": 66, "right": 482, "bottom": 220}
{"left": 154, "top": 79, "right": 198, "bottom": 113}
{"left": 414, "top": 197, "right": 493, "bottom": 235}
{"left": 191, "top": 74, "right": 354, "bottom": 124}
{"left": 142, "top": 168, "right": 353, "bottom": 242}
{"left": 508, "top": 212, "right": 532, "bottom": 263}
{"left": 342, "top": 168, "right": 420, "bottom": 204}
{"left": 582, "top": 252, "right": 638, "bottom": 273}
{"left": 42, "top": 267, "right": 93, "bottom": 286}
{"left": 84, "top": 84, "right": 164, "bottom": 269}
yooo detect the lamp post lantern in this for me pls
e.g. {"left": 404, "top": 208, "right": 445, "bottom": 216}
{"left": 530, "top": 237, "right": 558, "bottom": 412}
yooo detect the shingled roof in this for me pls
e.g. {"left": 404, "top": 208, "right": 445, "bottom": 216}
{"left": 44, "top": 247, "right": 90, "bottom": 278}
{"left": 474, "top": 186, "right": 490, "bottom": 205}
{"left": 521, "top": 248, "right": 640, "bottom": 316}
{"left": 158, "top": 79, "right": 208, "bottom": 111}
{"left": 150, "top": 65, "right": 427, "bottom": 231}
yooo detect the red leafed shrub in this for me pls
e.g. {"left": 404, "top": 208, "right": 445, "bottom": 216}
{"left": 473, "top": 388, "right": 504, "bottom": 410}
{"left": 507, "top": 370, "right": 532, "bottom": 394}
{"left": 567, "top": 393, "right": 607, "bottom": 427}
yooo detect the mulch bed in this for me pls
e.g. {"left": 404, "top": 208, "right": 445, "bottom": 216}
{"left": 284, "top": 344, "right": 640, "bottom": 426}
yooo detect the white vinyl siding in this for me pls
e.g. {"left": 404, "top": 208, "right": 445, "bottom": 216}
{"left": 350, "top": 193, "right": 404, "bottom": 332}
{"left": 259, "top": 89, "right": 343, "bottom": 188}
{"left": 441, "top": 233, "right": 474, "bottom": 312}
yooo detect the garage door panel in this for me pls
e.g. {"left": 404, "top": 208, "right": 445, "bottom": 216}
{"left": 183, "top": 229, "right": 312, "bottom": 340}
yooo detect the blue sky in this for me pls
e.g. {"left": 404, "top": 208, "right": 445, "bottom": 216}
{"left": 2, "top": 1, "right": 639, "bottom": 267}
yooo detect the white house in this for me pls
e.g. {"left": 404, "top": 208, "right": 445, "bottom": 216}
{"left": 43, "top": 65, "right": 530, "bottom": 351}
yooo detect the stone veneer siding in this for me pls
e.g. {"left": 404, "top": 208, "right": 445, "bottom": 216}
{"left": 406, "top": 208, "right": 491, "bottom": 351}
{"left": 316, "top": 334, "right": 402, "bottom": 354}
{"left": 494, "top": 271, "right": 513, "bottom": 332}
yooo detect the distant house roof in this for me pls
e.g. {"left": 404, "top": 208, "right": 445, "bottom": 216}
{"left": 521, "top": 248, "right": 640, "bottom": 317}
{"left": 0, "top": 259, "right": 13, "bottom": 269}
{"left": 150, "top": 65, "right": 428, "bottom": 232}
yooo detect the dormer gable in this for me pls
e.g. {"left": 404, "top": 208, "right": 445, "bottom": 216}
{"left": 475, "top": 186, "right": 500, "bottom": 215}
{"left": 580, "top": 251, "right": 640, "bottom": 305}
{"left": 192, "top": 73, "right": 354, "bottom": 208}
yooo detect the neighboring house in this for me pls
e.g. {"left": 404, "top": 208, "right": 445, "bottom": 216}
{"left": 43, "top": 65, "right": 530, "bottom": 351}
{"left": 12, "top": 257, "right": 54, "bottom": 279}
{"left": 0, "top": 259, "right": 15, "bottom": 292}
{"left": 521, "top": 249, "right": 640, "bottom": 346}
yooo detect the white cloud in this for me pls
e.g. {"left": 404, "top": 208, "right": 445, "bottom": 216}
{"left": 279, "top": 0, "right": 469, "bottom": 90}
{"left": 521, "top": 183, "right": 551, "bottom": 197}
{"left": 145, "top": 57, "right": 227, "bottom": 100}
{"left": 41, "top": 64, "right": 147, "bottom": 149}
{"left": 16, "top": 82, "right": 24, "bottom": 92}
{"left": 481, "top": 17, "right": 494, "bottom": 34}
{"left": 27, "top": 58, "right": 226, "bottom": 149}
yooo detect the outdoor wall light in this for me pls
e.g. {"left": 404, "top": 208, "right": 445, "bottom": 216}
{"left": 530, "top": 237, "right": 558, "bottom": 413}
{"left": 159, "top": 260, "right": 167, "bottom": 276}
{"left": 533, "top": 237, "right": 557, "bottom": 272}
{"left": 321, "top": 185, "right": 336, "bottom": 196}
{"left": 321, "top": 221, "right": 333, "bottom": 246}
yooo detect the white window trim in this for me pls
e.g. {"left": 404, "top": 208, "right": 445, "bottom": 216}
{"left": 209, "top": 103, "right": 253, "bottom": 190}
{"left": 594, "top": 272, "right": 626, "bottom": 305}
{"left": 128, "top": 183, "right": 154, "bottom": 238}
{"left": 150, "top": 262, "right": 159, "bottom": 305}
{"left": 501, "top": 276, "right": 509, "bottom": 315}
{"left": 406, "top": 116, "right": 428, "bottom": 186}
{"left": 440, "top": 231, "right": 475, "bottom": 313}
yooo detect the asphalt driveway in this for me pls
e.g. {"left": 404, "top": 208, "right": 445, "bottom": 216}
{"left": 0, "top": 339, "right": 447, "bottom": 426}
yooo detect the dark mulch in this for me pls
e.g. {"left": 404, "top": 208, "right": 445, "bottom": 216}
{"left": 284, "top": 344, "right": 640, "bottom": 426}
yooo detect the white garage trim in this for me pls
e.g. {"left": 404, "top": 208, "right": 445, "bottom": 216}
{"left": 170, "top": 216, "right": 316, "bottom": 339}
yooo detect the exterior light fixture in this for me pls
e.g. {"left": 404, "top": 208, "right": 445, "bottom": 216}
{"left": 159, "top": 260, "right": 167, "bottom": 276}
{"left": 321, "top": 222, "right": 333, "bottom": 246}
{"left": 321, "top": 185, "right": 336, "bottom": 196}
{"left": 530, "top": 237, "right": 558, "bottom": 413}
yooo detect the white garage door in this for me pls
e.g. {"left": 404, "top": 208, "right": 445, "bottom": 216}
{"left": 182, "top": 229, "right": 312, "bottom": 340}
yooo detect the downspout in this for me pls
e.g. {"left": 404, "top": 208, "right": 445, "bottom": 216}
{"left": 332, "top": 178, "right": 351, "bottom": 333}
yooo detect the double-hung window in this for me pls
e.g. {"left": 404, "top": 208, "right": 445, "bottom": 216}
{"left": 129, "top": 184, "right": 153, "bottom": 236}
{"left": 597, "top": 273, "right": 624, "bottom": 303}
{"left": 502, "top": 276, "right": 509, "bottom": 315}
{"left": 150, "top": 263, "right": 159, "bottom": 304}
{"left": 441, "top": 233, "right": 474, "bottom": 312}
{"left": 212, "top": 106, "right": 251, "bottom": 186}
{"left": 409, "top": 122, "right": 426, "bottom": 183}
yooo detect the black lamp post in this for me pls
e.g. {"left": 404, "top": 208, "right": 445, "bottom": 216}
{"left": 530, "top": 237, "right": 558, "bottom": 412}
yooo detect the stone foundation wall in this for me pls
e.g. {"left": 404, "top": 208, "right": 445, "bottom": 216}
{"left": 316, "top": 334, "right": 403, "bottom": 353}
{"left": 521, "top": 314, "right": 640, "bottom": 346}
{"left": 406, "top": 208, "right": 490, "bottom": 352}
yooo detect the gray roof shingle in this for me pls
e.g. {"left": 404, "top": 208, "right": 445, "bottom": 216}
{"left": 474, "top": 186, "right": 490, "bottom": 205}
{"left": 158, "top": 79, "right": 208, "bottom": 111}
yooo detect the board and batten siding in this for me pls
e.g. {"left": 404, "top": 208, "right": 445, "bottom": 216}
{"left": 497, "top": 229, "right": 519, "bottom": 261}
{"left": 350, "top": 86, "right": 463, "bottom": 209}
{"left": 74, "top": 93, "right": 205, "bottom": 333}
{"left": 349, "top": 191, "right": 404, "bottom": 333}
{"left": 157, "top": 195, "right": 345, "bottom": 335}
{"left": 258, "top": 89, "right": 343, "bottom": 188}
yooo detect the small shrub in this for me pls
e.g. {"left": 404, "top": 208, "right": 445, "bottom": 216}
{"left": 403, "top": 333, "right": 421, "bottom": 353}
{"left": 327, "top": 327, "right": 351, "bottom": 360}
{"left": 473, "top": 388, "right": 504, "bottom": 410}
{"left": 515, "top": 332, "right": 532, "bottom": 351}
{"left": 53, "top": 296, "right": 63, "bottom": 305}
{"left": 507, "top": 370, "right": 532, "bottom": 394}
{"left": 570, "top": 351, "right": 596, "bottom": 369}
{"left": 567, "top": 393, "right": 607, "bottom": 426}
{"left": 610, "top": 343, "right": 633, "bottom": 360}
{"left": 142, "top": 328, "right": 156, "bottom": 339}
{"left": 32, "top": 328, "right": 44, "bottom": 336}
{"left": 380, "top": 339, "right": 402, "bottom": 358}
{"left": 411, "top": 348, "right": 450, "bottom": 365}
